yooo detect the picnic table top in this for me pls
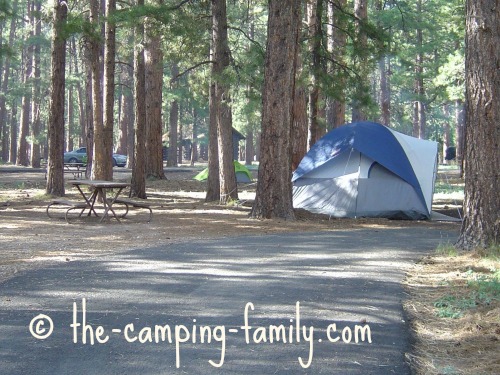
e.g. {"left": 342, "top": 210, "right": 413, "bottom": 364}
{"left": 69, "top": 180, "right": 130, "bottom": 189}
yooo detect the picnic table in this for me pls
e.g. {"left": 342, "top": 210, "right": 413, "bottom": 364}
{"left": 71, "top": 180, "right": 130, "bottom": 222}
{"left": 64, "top": 163, "right": 86, "bottom": 179}
{"left": 46, "top": 180, "right": 130, "bottom": 223}
{"left": 43, "top": 162, "right": 86, "bottom": 180}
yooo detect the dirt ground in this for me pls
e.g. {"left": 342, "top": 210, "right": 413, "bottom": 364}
{"left": 0, "top": 165, "right": 459, "bottom": 283}
{"left": 2, "top": 165, "right": 497, "bottom": 374}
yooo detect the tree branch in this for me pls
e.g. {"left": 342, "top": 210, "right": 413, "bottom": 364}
{"left": 227, "top": 26, "right": 265, "bottom": 54}
{"left": 170, "top": 60, "right": 214, "bottom": 83}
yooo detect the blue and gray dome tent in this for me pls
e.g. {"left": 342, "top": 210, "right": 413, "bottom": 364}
{"left": 292, "top": 121, "right": 438, "bottom": 220}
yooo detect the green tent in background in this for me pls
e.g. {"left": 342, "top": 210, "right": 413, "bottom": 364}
{"left": 194, "top": 161, "right": 253, "bottom": 183}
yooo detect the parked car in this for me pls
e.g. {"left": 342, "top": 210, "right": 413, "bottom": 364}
{"left": 64, "top": 147, "right": 127, "bottom": 167}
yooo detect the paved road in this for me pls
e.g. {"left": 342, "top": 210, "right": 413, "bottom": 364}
{"left": 0, "top": 227, "right": 457, "bottom": 374}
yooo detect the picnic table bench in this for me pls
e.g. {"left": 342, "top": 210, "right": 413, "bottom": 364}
{"left": 113, "top": 198, "right": 153, "bottom": 223}
{"left": 46, "top": 199, "right": 89, "bottom": 223}
{"left": 44, "top": 163, "right": 86, "bottom": 180}
{"left": 45, "top": 180, "right": 154, "bottom": 224}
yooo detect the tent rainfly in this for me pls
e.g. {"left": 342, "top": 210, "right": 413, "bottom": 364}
{"left": 194, "top": 161, "right": 253, "bottom": 183}
{"left": 292, "top": 121, "right": 438, "bottom": 220}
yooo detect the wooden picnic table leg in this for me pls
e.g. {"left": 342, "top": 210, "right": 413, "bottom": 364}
{"left": 74, "top": 184, "right": 99, "bottom": 217}
{"left": 99, "top": 187, "right": 125, "bottom": 223}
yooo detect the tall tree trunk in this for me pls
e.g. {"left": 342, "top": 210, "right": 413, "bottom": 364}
{"left": 455, "top": 99, "right": 465, "bottom": 175}
{"left": 46, "top": 0, "right": 67, "bottom": 196}
{"left": 66, "top": 64, "right": 74, "bottom": 152}
{"left": 0, "top": 0, "right": 17, "bottom": 162}
{"left": 72, "top": 37, "right": 86, "bottom": 147}
{"left": 376, "top": 0, "right": 390, "bottom": 126}
{"left": 379, "top": 55, "right": 390, "bottom": 126}
{"left": 117, "top": 68, "right": 131, "bottom": 155}
{"left": 307, "top": 0, "right": 322, "bottom": 149}
{"left": 102, "top": 0, "right": 116, "bottom": 179}
{"left": 415, "top": 0, "right": 426, "bottom": 138}
{"left": 90, "top": 0, "right": 105, "bottom": 180}
{"left": 130, "top": 0, "right": 147, "bottom": 198}
{"left": 244, "top": 129, "right": 254, "bottom": 166}
{"left": 30, "top": 0, "right": 42, "bottom": 168}
{"left": 190, "top": 108, "right": 198, "bottom": 166}
{"left": 291, "top": 53, "right": 308, "bottom": 171}
{"left": 442, "top": 104, "right": 450, "bottom": 164}
{"left": 412, "top": 97, "right": 419, "bottom": 137}
{"left": 351, "top": 0, "right": 368, "bottom": 122}
{"left": 84, "top": 43, "right": 94, "bottom": 178}
{"left": 251, "top": 0, "right": 300, "bottom": 219}
{"left": 145, "top": 3, "right": 165, "bottom": 179}
{"left": 326, "top": 0, "right": 347, "bottom": 129}
{"left": 126, "top": 91, "right": 135, "bottom": 168}
{"left": 212, "top": 0, "right": 237, "bottom": 204}
{"left": 18, "top": 0, "right": 35, "bottom": 166}
{"left": 205, "top": 1, "right": 220, "bottom": 202}
{"left": 205, "top": 80, "right": 220, "bottom": 201}
{"left": 167, "top": 63, "right": 179, "bottom": 167}
{"left": 456, "top": 0, "right": 499, "bottom": 249}
{"left": 9, "top": 101, "right": 18, "bottom": 163}
{"left": 177, "top": 104, "right": 183, "bottom": 165}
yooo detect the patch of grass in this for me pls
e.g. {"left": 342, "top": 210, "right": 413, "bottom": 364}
{"left": 434, "top": 295, "right": 477, "bottom": 318}
{"left": 434, "top": 269, "right": 499, "bottom": 319}
{"left": 477, "top": 244, "right": 500, "bottom": 261}
{"left": 33, "top": 192, "right": 52, "bottom": 201}
{"left": 438, "top": 165, "right": 460, "bottom": 171}
{"left": 466, "top": 269, "right": 500, "bottom": 304}
{"left": 433, "top": 181, "right": 464, "bottom": 195}
{"left": 436, "top": 243, "right": 458, "bottom": 257}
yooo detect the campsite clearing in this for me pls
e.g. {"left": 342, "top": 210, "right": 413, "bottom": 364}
{"left": 1, "top": 165, "right": 498, "bottom": 374}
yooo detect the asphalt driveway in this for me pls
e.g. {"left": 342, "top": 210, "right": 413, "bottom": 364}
{"left": 0, "top": 227, "right": 457, "bottom": 374}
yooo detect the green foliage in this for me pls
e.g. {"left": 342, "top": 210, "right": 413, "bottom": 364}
{"left": 434, "top": 269, "right": 499, "bottom": 319}
{"left": 436, "top": 243, "right": 458, "bottom": 257}
{"left": 434, "top": 295, "right": 476, "bottom": 318}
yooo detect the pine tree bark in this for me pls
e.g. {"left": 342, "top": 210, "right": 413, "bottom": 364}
{"left": 351, "top": 0, "right": 368, "bottom": 122}
{"left": 30, "top": 0, "right": 42, "bottom": 168}
{"left": 442, "top": 104, "right": 450, "bottom": 164}
{"left": 83, "top": 43, "right": 94, "bottom": 178}
{"left": 376, "top": 0, "right": 390, "bottom": 126}
{"left": 0, "top": 0, "right": 17, "bottom": 162}
{"left": 291, "top": 53, "right": 307, "bottom": 171}
{"left": 326, "top": 0, "right": 346, "bottom": 129}
{"left": 145, "top": 3, "right": 166, "bottom": 179}
{"left": 66, "top": 63, "right": 74, "bottom": 152}
{"left": 177, "top": 104, "right": 183, "bottom": 165}
{"left": 9, "top": 102, "right": 18, "bottom": 163}
{"left": 72, "top": 37, "right": 86, "bottom": 147}
{"left": 130, "top": 0, "right": 147, "bottom": 198}
{"left": 250, "top": 0, "right": 300, "bottom": 219}
{"left": 455, "top": 99, "right": 465, "bottom": 174}
{"left": 212, "top": 0, "right": 237, "bottom": 204}
{"left": 46, "top": 0, "right": 67, "bottom": 196}
{"left": 456, "top": 0, "right": 500, "bottom": 249}
{"left": 90, "top": 0, "right": 105, "bottom": 180}
{"left": 412, "top": 98, "right": 419, "bottom": 137}
{"left": 415, "top": 0, "right": 426, "bottom": 138}
{"left": 307, "top": 0, "right": 322, "bottom": 149}
{"left": 205, "top": 80, "right": 220, "bottom": 201}
{"left": 117, "top": 63, "right": 132, "bottom": 156}
{"left": 244, "top": 129, "right": 254, "bottom": 165}
{"left": 167, "top": 63, "right": 179, "bottom": 167}
{"left": 18, "top": 0, "right": 35, "bottom": 166}
{"left": 102, "top": 0, "right": 116, "bottom": 179}
{"left": 190, "top": 108, "right": 198, "bottom": 166}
